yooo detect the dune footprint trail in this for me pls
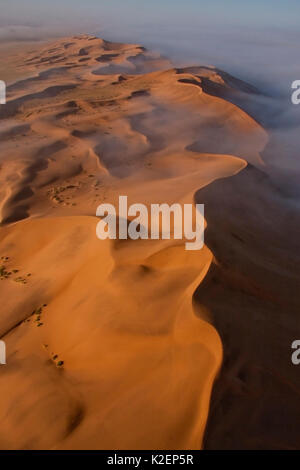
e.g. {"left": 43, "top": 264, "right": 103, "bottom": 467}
{"left": 0, "top": 35, "right": 271, "bottom": 449}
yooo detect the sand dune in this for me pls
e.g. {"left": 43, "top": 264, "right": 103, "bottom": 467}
{"left": 0, "top": 34, "right": 298, "bottom": 450}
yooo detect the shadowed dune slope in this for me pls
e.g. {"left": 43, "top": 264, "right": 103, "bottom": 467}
{"left": 196, "top": 166, "right": 300, "bottom": 449}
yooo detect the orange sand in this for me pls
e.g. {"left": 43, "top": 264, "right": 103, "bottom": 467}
{"left": 0, "top": 34, "right": 283, "bottom": 450}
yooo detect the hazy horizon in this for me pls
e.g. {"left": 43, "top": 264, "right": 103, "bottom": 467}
{"left": 1, "top": 0, "right": 300, "bottom": 96}
{"left": 1, "top": 0, "right": 300, "bottom": 133}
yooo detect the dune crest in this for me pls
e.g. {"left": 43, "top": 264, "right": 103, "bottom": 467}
{"left": 0, "top": 35, "right": 276, "bottom": 449}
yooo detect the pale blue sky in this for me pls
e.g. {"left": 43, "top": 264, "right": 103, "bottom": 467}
{"left": 2, "top": 0, "right": 300, "bottom": 29}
